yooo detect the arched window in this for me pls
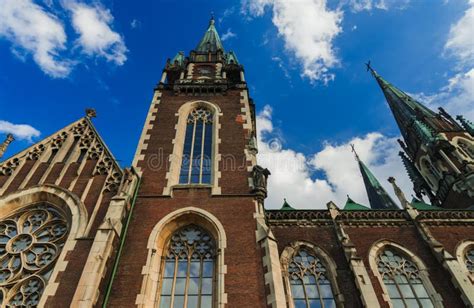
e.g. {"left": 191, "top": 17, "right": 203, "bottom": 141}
{"left": 179, "top": 107, "right": 213, "bottom": 185}
{"left": 287, "top": 248, "right": 336, "bottom": 308}
{"left": 464, "top": 247, "right": 474, "bottom": 274}
{"left": 420, "top": 158, "right": 439, "bottom": 190}
{"left": 377, "top": 249, "right": 433, "bottom": 307}
{"left": 159, "top": 225, "right": 215, "bottom": 308}
{"left": 0, "top": 202, "right": 69, "bottom": 306}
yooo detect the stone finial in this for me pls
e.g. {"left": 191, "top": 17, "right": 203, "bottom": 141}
{"left": 252, "top": 165, "right": 271, "bottom": 201}
{"left": 387, "top": 176, "right": 409, "bottom": 208}
{"left": 0, "top": 134, "right": 14, "bottom": 159}
{"left": 85, "top": 108, "right": 97, "bottom": 118}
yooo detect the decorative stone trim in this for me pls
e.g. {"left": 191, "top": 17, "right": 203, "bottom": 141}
{"left": 255, "top": 201, "right": 286, "bottom": 308}
{"left": 327, "top": 202, "right": 380, "bottom": 308}
{"left": 280, "top": 241, "right": 344, "bottom": 308}
{"left": 132, "top": 91, "right": 162, "bottom": 173}
{"left": 0, "top": 184, "right": 88, "bottom": 306}
{"left": 456, "top": 240, "right": 474, "bottom": 283}
{"left": 368, "top": 240, "right": 443, "bottom": 308}
{"left": 163, "top": 100, "right": 222, "bottom": 196}
{"left": 136, "top": 207, "right": 227, "bottom": 307}
{"left": 72, "top": 169, "right": 139, "bottom": 307}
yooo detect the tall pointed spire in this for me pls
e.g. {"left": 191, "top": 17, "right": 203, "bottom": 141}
{"left": 366, "top": 62, "right": 440, "bottom": 144}
{"left": 351, "top": 144, "right": 399, "bottom": 210}
{"left": 196, "top": 15, "right": 224, "bottom": 53}
{"left": 0, "top": 134, "right": 14, "bottom": 160}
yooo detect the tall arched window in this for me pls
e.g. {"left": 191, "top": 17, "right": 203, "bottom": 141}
{"left": 159, "top": 225, "right": 215, "bottom": 308}
{"left": 377, "top": 249, "right": 433, "bottom": 307}
{"left": 287, "top": 248, "right": 336, "bottom": 308}
{"left": 0, "top": 202, "right": 69, "bottom": 306}
{"left": 179, "top": 107, "right": 213, "bottom": 185}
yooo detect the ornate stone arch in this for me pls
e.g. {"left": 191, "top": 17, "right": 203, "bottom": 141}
{"left": 136, "top": 207, "right": 227, "bottom": 307}
{"left": 280, "top": 241, "right": 343, "bottom": 308}
{"left": 164, "top": 100, "right": 223, "bottom": 196}
{"left": 368, "top": 240, "right": 443, "bottom": 308}
{"left": 0, "top": 184, "right": 88, "bottom": 306}
{"left": 455, "top": 240, "right": 474, "bottom": 283}
{"left": 453, "top": 136, "right": 474, "bottom": 161}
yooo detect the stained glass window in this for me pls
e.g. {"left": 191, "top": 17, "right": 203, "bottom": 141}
{"left": 377, "top": 249, "right": 434, "bottom": 308}
{"left": 464, "top": 248, "right": 474, "bottom": 273}
{"left": 159, "top": 225, "right": 215, "bottom": 308}
{"left": 288, "top": 248, "right": 336, "bottom": 308}
{"left": 179, "top": 107, "right": 213, "bottom": 185}
{"left": 0, "top": 202, "right": 69, "bottom": 307}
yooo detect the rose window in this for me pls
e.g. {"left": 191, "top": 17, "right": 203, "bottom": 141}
{"left": 0, "top": 203, "right": 69, "bottom": 307}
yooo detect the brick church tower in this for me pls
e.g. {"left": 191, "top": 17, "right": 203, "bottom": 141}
{"left": 105, "top": 17, "right": 272, "bottom": 307}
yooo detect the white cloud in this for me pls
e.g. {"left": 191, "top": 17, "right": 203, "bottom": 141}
{"left": 257, "top": 105, "right": 412, "bottom": 209}
{"left": 412, "top": 0, "right": 474, "bottom": 122}
{"left": 221, "top": 28, "right": 237, "bottom": 41}
{"left": 445, "top": 0, "right": 474, "bottom": 65}
{"left": 414, "top": 69, "right": 474, "bottom": 121}
{"left": 0, "top": 120, "right": 40, "bottom": 142}
{"left": 242, "top": 0, "right": 343, "bottom": 84}
{"left": 340, "top": 0, "right": 411, "bottom": 12}
{"left": 130, "top": 19, "right": 141, "bottom": 29}
{"left": 63, "top": 1, "right": 127, "bottom": 65}
{"left": 0, "top": 0, "right": 71, "bottom": 78}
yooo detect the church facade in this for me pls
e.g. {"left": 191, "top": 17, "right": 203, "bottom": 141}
{"left": 0, "top": 18, "right": 473, "bottom": 308}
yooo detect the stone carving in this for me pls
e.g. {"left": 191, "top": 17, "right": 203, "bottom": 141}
{"left": 0, "top": 134, "right": 14, "bottom": 159}
{"left": 51, "top": 132, "right": 68, "bottom": 150}
{"left": 0, "top": 158, "right": 20, "bottom": 176}
{"left": 118, "top": 168, "right": 134, "bottom": 196}
{"left": 94, "top": 157, "right": 112, "bottom": 175}
{"left": 0, "top": 203, "right": 69, "bottom": 306}
{"left": 27, "top": 144, "right": 46, "bottom": 161}
{"left": 105, "top": 171, "right": 122, "bottom": 193}
{"left": 85, "top": 108, "right": 97, "bottom": 118}
{"left": 252, "top": 165, "right": 271, "bottom": 200}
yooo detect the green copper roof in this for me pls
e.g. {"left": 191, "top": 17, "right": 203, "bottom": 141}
{"left": 357, "top": 158, "right": 399, "bottom": 210}
{"left": 369, "top": 67, "right": 437, "bottom": 119}
{"left": 226, "top": 51, "right": 239, "bottom": 64}
{"left": 171, "top": 51, "right": 185, "bottom": 66}
{"left": 343, "top": 196, "right": 371, "bottom": 211}
{"left": 196, "top": 17, "right": 224, "bottom": 53}
{"left": 410, "top": 198, "right": 443, "bottom": 210}
{"left": 280, "top": 199, "right": 295, "bottom": 211}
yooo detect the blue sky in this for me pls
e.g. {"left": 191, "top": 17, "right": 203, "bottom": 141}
{"left": 1, "top": 0, "right": 473, "bottom": 209}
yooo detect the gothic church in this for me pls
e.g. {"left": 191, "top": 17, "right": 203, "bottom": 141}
{"left": 0, "top": 18, "right": 473, "bottom": 308}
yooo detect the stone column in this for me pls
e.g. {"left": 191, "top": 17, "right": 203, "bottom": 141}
{"left": 327, "top": 202, "right": 380, "bottom": 308}
{"left": 71, "top": 168, "right": 140, "bottom": 307}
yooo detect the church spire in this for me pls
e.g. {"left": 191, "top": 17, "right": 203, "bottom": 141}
{"left": 351, "top": 144, "right": 399, "bottom": 210}
{"left": 366, "top": 62, "right": 438, "bottom": 144}
{"left": 195, "top": 15, "right": 224, "bottom": 53}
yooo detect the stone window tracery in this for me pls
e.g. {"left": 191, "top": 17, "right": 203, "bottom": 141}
{"left": 464, "top": 247, "right": 474, "bottom": 274}
{"left": 377, "top": 249, "right": 433, "bottom": 308}
{"left": 159, "top": 225, "right": 215, "bottom": 308}
{"left": 179, "top": 107, "right": 214, "bottom": 185}
{"left": 0, "top": 202, "right": 69, "bottom": 307}
{"left": 287, "top": 248, "right": 336, "bottom": 308}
